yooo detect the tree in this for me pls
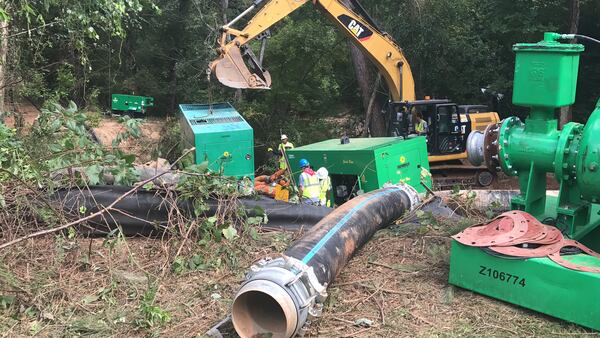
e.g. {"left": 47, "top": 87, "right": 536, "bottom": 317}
{"left": 560, "top": 0, "right": 580, "bottom": 128}
{"left": 340, "top": 0, "right": 387, "bottom": 136}
{"left": 0, "top": 0, "right": 158, "bottom": 110}
{"left": 0, "top": 1, "right": 9, "bottom": 113}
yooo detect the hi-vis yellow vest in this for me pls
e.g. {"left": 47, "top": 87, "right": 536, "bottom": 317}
{"left": 319, "top": 177, "right": 331, "bottom": 206}
{"left": 300, "top": 172, "right": 320, "bottom": 199}
{"left": 278, "top": 142, "right": 294, "bottom": 169}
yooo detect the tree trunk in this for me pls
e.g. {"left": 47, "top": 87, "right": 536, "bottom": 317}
{"left": 363, "top": 73, "right": 381, "bottom": 136}
{"left": 221, "top": 0, "right": 228, "bottom": 23}
{"left": 0, "top": 5, "right": 9, "bottom": 114}
{"left": 559, "top": 0, "right": 580, "bottom": 128}
{"left": 341, "top": 0, "right": 386, "bottom": 136}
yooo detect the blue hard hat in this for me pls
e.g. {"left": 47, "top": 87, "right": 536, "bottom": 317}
{"left": 299, "top": 159, "right": 310, "bottom": 168}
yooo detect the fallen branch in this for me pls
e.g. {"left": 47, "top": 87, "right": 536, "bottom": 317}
{"left": 0, "top": 147, "right": 195, "bottom": 250}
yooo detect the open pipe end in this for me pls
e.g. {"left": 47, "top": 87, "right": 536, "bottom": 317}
{"left": 232, "top": 280, "right": 298, "bottom": 338}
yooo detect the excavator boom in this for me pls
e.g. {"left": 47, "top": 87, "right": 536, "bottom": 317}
{"left": 209, "top": 0, "right": 415, "bottom": 102}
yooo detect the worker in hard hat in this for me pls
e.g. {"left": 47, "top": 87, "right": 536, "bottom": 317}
{"left": 298, "top": 159, "right": 320, "bottom": 205}
{"left": 316, "top": 167, "right": 331, "bottom": 207}
{"left": 277, "top": 134, "right": 294, "bottom": 170}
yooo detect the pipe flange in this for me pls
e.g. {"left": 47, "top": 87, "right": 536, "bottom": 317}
{"left": 554, "top": 123, "right": 584, "bottom": 181}
{"left": 498, "top": 117, "right": 522, "bottom": 176}
{"left": 482, "top": 122, "right": 501, "bottom": 172}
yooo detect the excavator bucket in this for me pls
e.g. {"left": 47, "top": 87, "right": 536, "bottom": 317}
{"left": 209, "top": 45, "right": 272, "bottom": 89}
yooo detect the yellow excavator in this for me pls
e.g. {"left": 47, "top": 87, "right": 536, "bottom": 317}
{"left": 209, "top": 0, "right": 500, "bottom": 187}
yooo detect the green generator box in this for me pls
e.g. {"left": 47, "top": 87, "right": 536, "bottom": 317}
{"left": 180, "top": 103, "right": 254, "bottom": 179}
{"left": 111, "top": 94, "right": 155, "bottom": 113}
{"left": 287, "top": 137, "right": 431, "bottom": 204}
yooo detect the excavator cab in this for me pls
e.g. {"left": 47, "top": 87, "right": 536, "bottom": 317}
{"left": 430, "top": 103, "right": 467, "bottom": 155}
{"left": 387, "top": 100, "right": 468, "bottom": 156}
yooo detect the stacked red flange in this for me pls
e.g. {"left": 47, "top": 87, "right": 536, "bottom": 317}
{"left": 452, "top": 210, "right": 600, "bottom": 273}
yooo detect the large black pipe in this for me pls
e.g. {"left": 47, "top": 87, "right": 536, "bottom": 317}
{"left": 231, "top": 185, "right": 419, "bottom": 338}
{"left": 54, "top": 186, "right": 331, "bottom": 236}
{"left": 285, "top": 185, "right": 416, "bottom": 283}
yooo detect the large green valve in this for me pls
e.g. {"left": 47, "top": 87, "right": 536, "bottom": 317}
{"left": 468, "top": 32, "right": 600, "bottom": 245}
{"left": 454, "top": 32, "right": 600, "bottom": 332}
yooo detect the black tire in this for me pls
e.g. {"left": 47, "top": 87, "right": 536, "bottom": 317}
{"left": 476, "top": 170, "right": 495, "bottom": 187}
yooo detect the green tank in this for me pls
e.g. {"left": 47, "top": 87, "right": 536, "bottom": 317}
{"left": 180, "top": 102, "right": 254, "bottom": 179}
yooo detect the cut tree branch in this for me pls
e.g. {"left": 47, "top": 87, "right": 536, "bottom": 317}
{"left": 0, "top": 147, "right": 196, "bottom": 250}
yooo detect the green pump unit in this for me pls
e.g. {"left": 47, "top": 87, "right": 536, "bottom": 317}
{"left": 111, "top": 94, "right": 154, "bottom": 114}
{"left": 180, "top": 103, "right": 255, "bottom": 179}
{"left": 452, "top": 32, "right": 600, "bottom": 330}
{"left": 286, "top": 137, "right": 431, "bottom": 205}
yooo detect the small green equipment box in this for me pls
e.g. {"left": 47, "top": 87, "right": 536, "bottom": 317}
{"left": 180, "top": 102, "right": 254, "bottom": 179}
{"left": 111, "top": 94, "right": 155, "bottom": 114}
{"left": 287, "top": 137, "right": 431, "bottom": 205}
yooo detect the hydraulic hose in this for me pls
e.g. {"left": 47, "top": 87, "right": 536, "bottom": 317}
{"left": 231, "top": 184, "right": 420, "bottom": 338}
{"left": 560, "top": 33, "right": 600, "bottom": 45}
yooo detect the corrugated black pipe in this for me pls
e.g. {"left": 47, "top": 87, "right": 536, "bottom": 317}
{"left": 231, "top": 185, "right": 420, "bottom": 338}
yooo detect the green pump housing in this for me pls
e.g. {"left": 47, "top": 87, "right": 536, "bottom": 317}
{"left": 180, "top": 103, "right": 255, "bottom": 179}
{"left": 286, "top": 137, "right": 431, "bottom": 205}
{"left": 111, "top": 94, "right": 154, "bottom": 114}
{"left": 453, "top": 32, "right": 600, "bottom": 331}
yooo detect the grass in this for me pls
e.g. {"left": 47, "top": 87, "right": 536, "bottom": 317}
{"left": 0, "top": 211, "right": 598, "bottom": 337}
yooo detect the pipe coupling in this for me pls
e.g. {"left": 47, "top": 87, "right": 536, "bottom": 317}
{"left": 232, "top": 255, "right": 327, "bottom": 338}
{"left": 384, "top": 183, "right": 421, "bottom": 211}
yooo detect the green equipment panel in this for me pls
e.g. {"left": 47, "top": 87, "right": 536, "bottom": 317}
{"left": 449, "top": 242, "right": 600, "bottom": 331}
{"left": 287, "top": 137, "right": 431, "bottom": 204}
{"left": 179, "top": 102, "right": 254, "bottom": 179}
{"left": 111, "top": 94, "right": 154, "bottom": 113}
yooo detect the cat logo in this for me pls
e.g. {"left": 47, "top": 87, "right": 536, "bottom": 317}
{"left": 337, "top": 14, "right": 373, "bottom": 41}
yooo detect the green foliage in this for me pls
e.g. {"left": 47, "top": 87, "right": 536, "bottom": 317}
{"left": 258, "top": 9, "right": 357, "bottom": 117}
{"left": 0, "top": 123, "right": 39, "bottom": 184}
{"left": 135, "top": 286, "right": 171, "bottom": 329}
{"left": 28, "top": 101, "right": 140, "bottom": 185}
{"left": 176, "top": 165, "right": 245, "bottom": 240}
{"left": 1, "top": 101, "right": 141, "bottom": 191}
{"left": 153, "top": 116, "right": 183, "bottom": 164}
{"left": 111, "top": 115, "right": 142, "bottom": 147}
{"left": 3, "top": 0, "right": 158, "bottom": 107}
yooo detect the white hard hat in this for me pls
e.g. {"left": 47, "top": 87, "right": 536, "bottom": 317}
{"left": 316, "top": 167, "right": 329, "bottom": 180}
{"left": 281, "top": 134, "right": 288, "bottom": 140}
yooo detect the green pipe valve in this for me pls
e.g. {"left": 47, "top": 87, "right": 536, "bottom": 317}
{"left": 466, "top": 33, "right": 600, "bottom": 241}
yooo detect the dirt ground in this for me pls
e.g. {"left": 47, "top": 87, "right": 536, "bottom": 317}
{"left": 2, "top": 102, "right": 41, "bottom": 129}
{"left": 3, "top": 102, "right": 166, "bottom": 163}
{"left": 92, "top": 117, "right": 165, "bottom": 163}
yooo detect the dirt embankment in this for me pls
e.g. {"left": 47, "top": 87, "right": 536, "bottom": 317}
{"left": 92, "top": 118, "right": 164, "bottom": 163}
{"left": 4, "top": 102, "right": 165, "bottom": 163}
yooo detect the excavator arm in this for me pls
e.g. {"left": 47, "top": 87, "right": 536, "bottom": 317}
{"left": 210, "top": 0, "right": 416, "bottom": 102}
